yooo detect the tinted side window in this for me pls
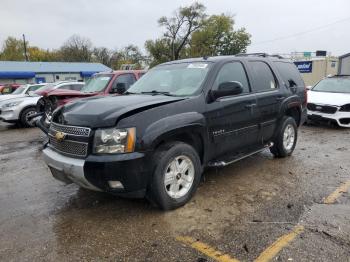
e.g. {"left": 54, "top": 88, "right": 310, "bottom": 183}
{"left": 58, "top": 84, "right": 72, "bottom": 90}
{"left": 249, "top": 61, "right": 277, "bottom": 92}
{"left": 214, "top": 62, "right": 250, "bottom": 93}
{"left": 27, "top": 85, "right": 43, "bottom": 92}
{"left": 114, "top": 74, "right": 137, "bottom": 90}
{"left": 71, "top": 84, "right": 83, "bottom": 91}
{"left": 274, "top": 62, "right": 304, "bottom": 87}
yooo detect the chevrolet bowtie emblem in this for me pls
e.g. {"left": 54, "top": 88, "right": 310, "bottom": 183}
{"left": 55, "top": 131, "right": 67, "bottom": 142}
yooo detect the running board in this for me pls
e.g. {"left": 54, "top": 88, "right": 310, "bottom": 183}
{"left": 208, "top": 142, "right": 274, "bottom": 167}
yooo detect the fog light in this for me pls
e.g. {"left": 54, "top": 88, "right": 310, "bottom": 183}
{"left": 108, "top": 180, "right": 124, "bottom": 189}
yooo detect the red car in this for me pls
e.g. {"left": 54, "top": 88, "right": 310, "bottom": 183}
{"left": 0, "top": 84, "right": 21, "bottom": 95}
{"left": 36, "top": 70, "right": 146, "bottom": 132}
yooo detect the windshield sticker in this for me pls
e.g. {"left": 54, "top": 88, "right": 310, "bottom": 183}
{"left": 100, "top": 77, "right": 110, "bottom": 81}
{"left": 187, "top": 63, "right": 208, "bottom": 69}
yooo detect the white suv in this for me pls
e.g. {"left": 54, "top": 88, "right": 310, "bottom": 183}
{"left": 0, "top": 81, "right": 84, "bottom": 127}
{"left": 307, "top": 75, "right": 350, "bottom": 127}
{"left": 0, "top": 83, "right": 47, "bottom": 102}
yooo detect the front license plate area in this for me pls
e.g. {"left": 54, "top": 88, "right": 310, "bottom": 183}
{"left": 49, "top": 167, "right": 72, "bottom": 184}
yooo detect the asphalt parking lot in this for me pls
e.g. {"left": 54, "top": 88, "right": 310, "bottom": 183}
{"left": 0, "top": 123, "right": 349, "bottom": 262}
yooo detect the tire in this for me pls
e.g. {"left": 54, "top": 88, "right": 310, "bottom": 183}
{"left": 20, "top": 107, "right": 37, "bottom": 127}
{"left": 147, "top": 142, "right": 202, "bottom": 210}
{"left": 270, "top": 116, "right": 298, "bottom": 158}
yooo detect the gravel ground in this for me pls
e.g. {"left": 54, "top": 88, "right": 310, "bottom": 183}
{"left": 0, "top": 122, "right": 349, "bottom": 261}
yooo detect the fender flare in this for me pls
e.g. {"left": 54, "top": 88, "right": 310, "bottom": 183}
{"left": 142, "top": 111, "right": 208, "bottom": 157}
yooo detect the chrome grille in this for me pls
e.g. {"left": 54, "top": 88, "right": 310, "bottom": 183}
{"left": 50, "top": 122, "right": 91, "bottom": 137}
{"left": 48, "top": 123, "right": 90, "bottom": 157}
{"left": 49, "top": 135, "right": 88, "bottom": 157}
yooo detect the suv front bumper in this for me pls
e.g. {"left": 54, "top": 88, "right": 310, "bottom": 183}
{"left": 43, "top": 147, "right": 151, "bottom": 197}
{"left": 0, "top": 107, "right": 20, "bottom": 122}
{"left": 307, "top": 110, "right": 350, "bottom": 127}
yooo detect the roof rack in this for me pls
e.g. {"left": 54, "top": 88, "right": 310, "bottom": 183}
{"left": 235, "top": 53, "right": 284, "bottom": 59}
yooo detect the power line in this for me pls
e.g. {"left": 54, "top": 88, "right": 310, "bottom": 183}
{"left": 251, "top": 16, "right": 350, "bottom": 46}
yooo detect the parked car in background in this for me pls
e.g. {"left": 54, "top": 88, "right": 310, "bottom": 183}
{"left": 0, "top": 81, "right": 84, "bottom": 127}
{"left": 36, "top": 70, "right": 145, "bottom": 132}
{"left": 0, "top": 84, "right": 21, "bottom": 95}
{"left": 0, "top": 83, "right": 47, "bottom": 102}
{"left": 307, "top": 75, "right": 350, "bottom": 127}
{"left": 42, "top": 54, "right": 307, "bottom": 210}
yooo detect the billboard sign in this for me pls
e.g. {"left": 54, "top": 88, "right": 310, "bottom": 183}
{"left": 294, "top": 61, "right": 313, "bottom": 73}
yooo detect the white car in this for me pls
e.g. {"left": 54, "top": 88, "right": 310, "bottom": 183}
{"left": 0, "top": 81, "right": 84, "bottom": 127}
{"left": 307, "top": 75, "right": 350, "bottom": 127}
{"left": 0, "top": 83, "right": 47, "bottom": 103}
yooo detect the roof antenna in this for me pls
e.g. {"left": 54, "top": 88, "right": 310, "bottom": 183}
{"left": 203, "top": 56, "right": 208, "bottom": 60}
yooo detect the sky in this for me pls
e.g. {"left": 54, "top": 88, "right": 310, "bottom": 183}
{"left": 1, "top": 0, "right": 350, "bottom": 56}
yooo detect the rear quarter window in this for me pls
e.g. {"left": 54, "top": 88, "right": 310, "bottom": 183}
{"left": 274, "top": 62, "right": 305, "bottom": 87}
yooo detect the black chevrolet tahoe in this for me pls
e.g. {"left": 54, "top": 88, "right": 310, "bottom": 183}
{"left": 42, "top": 54, "right": 307, "bottom": 210}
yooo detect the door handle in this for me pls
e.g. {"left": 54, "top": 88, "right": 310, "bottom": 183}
{"left": 276, "top": 96, "right": 285, "bottom": 101}
{"left": 245, "top": 103, "right": 257, "bottom": 109}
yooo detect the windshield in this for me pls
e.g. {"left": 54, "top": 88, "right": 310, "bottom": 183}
{"left": 127, "top": 62, "right": 211, "bottom": 96}
{"left": 312, "top": 78, "right": 350, "bottom": 93}
{"left": 12, "top": 86, "right": 26, "bottom": 95}
{"left": 81, "top": 75, "right": 112, "bottom": 93}
{"left": 35, "top": 83, "right": 57, "bottom": 92}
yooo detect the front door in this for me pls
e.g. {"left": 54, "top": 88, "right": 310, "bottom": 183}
{"left": 205, "top": 61, "right": 259, "bottom": 159}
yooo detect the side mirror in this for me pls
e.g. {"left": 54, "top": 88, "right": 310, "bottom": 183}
{"left": 111, "top": 82, "right": 126, "bottom": 94}
{"left": 28, "top": 91, "right": 35, "bottom": 96}
{"left": 306, "top": 86, "right": 312, "bottom": 90}
{"left": 211, "top": 81, "right": 243, "bottom": 100}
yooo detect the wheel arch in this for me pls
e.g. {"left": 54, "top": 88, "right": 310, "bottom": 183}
{"left": 142, "top": 112, "right": 208, "bottom": 164}
{"left": 284, "top": 105, "right": 301, "bottom": 126}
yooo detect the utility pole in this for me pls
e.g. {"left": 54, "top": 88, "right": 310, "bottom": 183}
{"left": 23, "top": 34, "right": 28, "bottom": 61}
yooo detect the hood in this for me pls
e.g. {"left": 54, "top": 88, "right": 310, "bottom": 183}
{"left": 45, "top": 89, "right": 97, "bottom": 98}
{"left": 308, "top": 90, "right": 350, "bottom": 106}
{"left": 0, "top": 94, "right": 26, "bottom": 102}
{"left": 0, "top": 96, "right": 40, "bottom": 107}
{"left": 55, "top": 94, "right": 184, "bottom": 128}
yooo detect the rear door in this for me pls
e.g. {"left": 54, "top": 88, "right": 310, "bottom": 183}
{"left": 274, "top": 61, "right": 306, "bottom": 105}
{"left": 247, "top": 60, "right": 286, "bottom": 143}
{"left": 205, "top": 61, "right": 259, "bottom": 158}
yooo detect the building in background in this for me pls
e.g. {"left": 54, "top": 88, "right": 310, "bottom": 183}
{"left": 338, "top": 53, "right": 350, "bottom": 75}
{"left": 291, "top": 51, "right": 338, "bottom": 86}
{"left": 0, "top": 61, "right": 112, "bottom": 84}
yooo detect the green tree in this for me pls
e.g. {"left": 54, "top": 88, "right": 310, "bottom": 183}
{"left": 145, "top": 2, "right": 206, "bottom": 66}
{"left": 110, "top": 45, "right": 145, "bottom": 70}
{"left": 0, "top": 37, "right": 26, "bottom": 61}
{"left": 28, "top": 47, "right": 59, "bottom": 61}
{"left": 190, "top": 14, "right": 251, "bottom": 57}
{"left": 145, "top": 39, "right": 172, "bottom": 67}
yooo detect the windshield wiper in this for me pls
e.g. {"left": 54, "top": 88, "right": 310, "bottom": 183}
{"left": 141, "top": 90, "right": 175, "bottom": 96}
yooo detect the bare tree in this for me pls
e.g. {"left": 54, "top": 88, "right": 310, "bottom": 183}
{"left": 92, "top": 47, "right": 112, "bottom": 66}
{"left": 158, "top": 2, "right": 206, "bottom": 60}
{"left": 59, "top": 35, "right": 93, "bottom": 62}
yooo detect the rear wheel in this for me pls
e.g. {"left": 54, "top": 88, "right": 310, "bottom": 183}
{"left": 270, "top": 116, "right": 298, "bottom": 158}
{"left": 147, "top": 142, "right": 202, "bottom": 210}
{"left": 20, "top": 107, "right": 37, "bottom": 127}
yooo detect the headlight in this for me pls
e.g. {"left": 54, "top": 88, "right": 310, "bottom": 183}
{"left": 93, "top": 127, "right": 136, "bottom": 154}
{"left": 2, "top": 101, "right": 22, "bottom": 108}
{"left": 339, "top": 104, "right": 350, "bottom": 112}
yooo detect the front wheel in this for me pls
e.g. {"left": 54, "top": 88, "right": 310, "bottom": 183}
{"left": 270, "top": 116, "right": 298, "bottom": 158}
{"left": 147, "top": 142, "right": 202, "bottom": 210}
{"left": 20, "top": 107, "right": 37, "bottom": 127}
